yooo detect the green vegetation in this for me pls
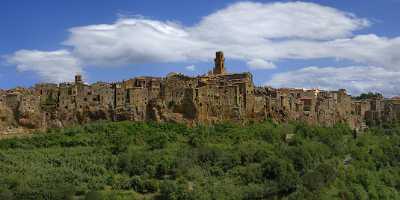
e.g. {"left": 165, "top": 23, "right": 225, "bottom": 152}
{"left": 0, "top": 120, "right": 400, "bottom": 199}
{"left": 353, "top": 92, "right": 383, "bottom": 100}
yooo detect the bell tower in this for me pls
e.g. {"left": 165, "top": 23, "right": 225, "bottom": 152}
{"left": 213, "top": 51, "right": 226, "bottom": 75}
{"left": 75, "top": 74, "right": 83, "bottom": 84}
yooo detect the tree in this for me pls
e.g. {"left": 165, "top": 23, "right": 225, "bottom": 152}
{"left": 262, "top": 157, "right": 299, "bottom": 194}
{"left": 353, "top": 92, "right": 383, "bottom": 100}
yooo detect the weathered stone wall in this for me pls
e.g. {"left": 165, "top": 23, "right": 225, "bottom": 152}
{"left": 0, "top": 102, "right": 16, "bottom": 132}
{"left": 1, "top": 52, "right": 399, "bottom": 134}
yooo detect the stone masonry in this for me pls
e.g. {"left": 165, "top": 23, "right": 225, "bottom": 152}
{"left": 1, "top": 51, "right": 399, "bottom": 134}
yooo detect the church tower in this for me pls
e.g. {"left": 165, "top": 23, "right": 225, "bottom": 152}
{"left": 75, "top": 74, "right": 83, "bottom": 84}
{"left": 213, "top": 51, "right": 226, "bottom": 75}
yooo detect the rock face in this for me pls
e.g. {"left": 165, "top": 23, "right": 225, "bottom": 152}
{"left": 1, "top": 51, "right": 399, "bottom": 134}
{"left": 0, "top": 102, "right": 16, "bottom": 131}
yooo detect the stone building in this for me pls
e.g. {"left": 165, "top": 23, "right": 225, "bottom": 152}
{"left": 0, "top": 52, "right": 399, "bottom": 134}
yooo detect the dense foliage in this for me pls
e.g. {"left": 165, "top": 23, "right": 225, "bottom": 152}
{"left": 0, "top": 120, "right": 400, "bottom": 199}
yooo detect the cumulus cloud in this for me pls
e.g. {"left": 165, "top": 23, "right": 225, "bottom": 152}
{"left": 60, "top": 2, "right": 399, "bottom": 71}
{"left": 267, "top": 66, "right": 400, "bottom": 96}
{"left": 62, "top": 2, "right": 377, "bottom": 65}
{"left": 5, "top": 50, "right": 82, "bottom": 83}
{"left": 190, "top": 1, "right": 369, "bottom": 43}
{"left": 265, "top": 34, "right": 400, "bottom": 70}
{"left": 64, "top": 18, "right": 213, "bottom": 66}
{"left": 247, "top": 59, "right": 276, "bottom": 69}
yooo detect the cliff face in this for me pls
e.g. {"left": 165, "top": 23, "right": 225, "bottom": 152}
{"left": 1, "top": 52, "right": 399, "bottom": 134}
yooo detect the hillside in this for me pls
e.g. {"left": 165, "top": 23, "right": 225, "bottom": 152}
{"left": 0, "top": 121, "right": 399, "bottom": 199}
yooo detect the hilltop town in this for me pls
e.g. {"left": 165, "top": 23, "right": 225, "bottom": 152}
{"left": 1, "top": 52, "right": 399, "bottom": 135}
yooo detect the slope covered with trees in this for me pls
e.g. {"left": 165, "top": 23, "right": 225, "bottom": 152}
{"left": 0, "top": 121, "right": 399, "bottom": 199}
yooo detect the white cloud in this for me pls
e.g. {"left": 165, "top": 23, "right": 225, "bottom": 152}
{"left": 60, "top": 2, "right": 400, "bottom": 72}
{"left": 190, "top": 1, "right": 369, "bottom": 42}
{"left": 265, "top": 34, "right": 400, "bottom": 70}
{"left": 5, "top": 50, "right": 82, "bottom": 83}
{"left": 62, "top": 1, "right": 374, "bottom": 66}
{"left": 64, "top": 18, "right": 212, "bottom": 66}
{"left": 267, "top": 66, "right": 400, "bottom": 96}
{"left": 185, "top": 65, "right": 196, "bottom": 71}
{"left": 247, "top": 59, "right": 276, "bottom": 69}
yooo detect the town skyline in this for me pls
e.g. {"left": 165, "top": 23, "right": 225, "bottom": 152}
{"left": 1, "top": 0, "right": 400, "bottom": 96}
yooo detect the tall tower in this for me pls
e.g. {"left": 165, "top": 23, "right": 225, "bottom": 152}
{"left": 213, "top": 51, "right": 226, "bottom": 75}
{"left": 75, "top": 74, "right": 83, "bottom": 84}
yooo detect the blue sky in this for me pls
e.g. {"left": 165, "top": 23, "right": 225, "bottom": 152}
{"left": 1, "top": 0, "right": 400, "bottom": 96}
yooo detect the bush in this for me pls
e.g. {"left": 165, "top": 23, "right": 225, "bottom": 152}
{"left": 85, "top": 191, "right": 104, "bottom": 200}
